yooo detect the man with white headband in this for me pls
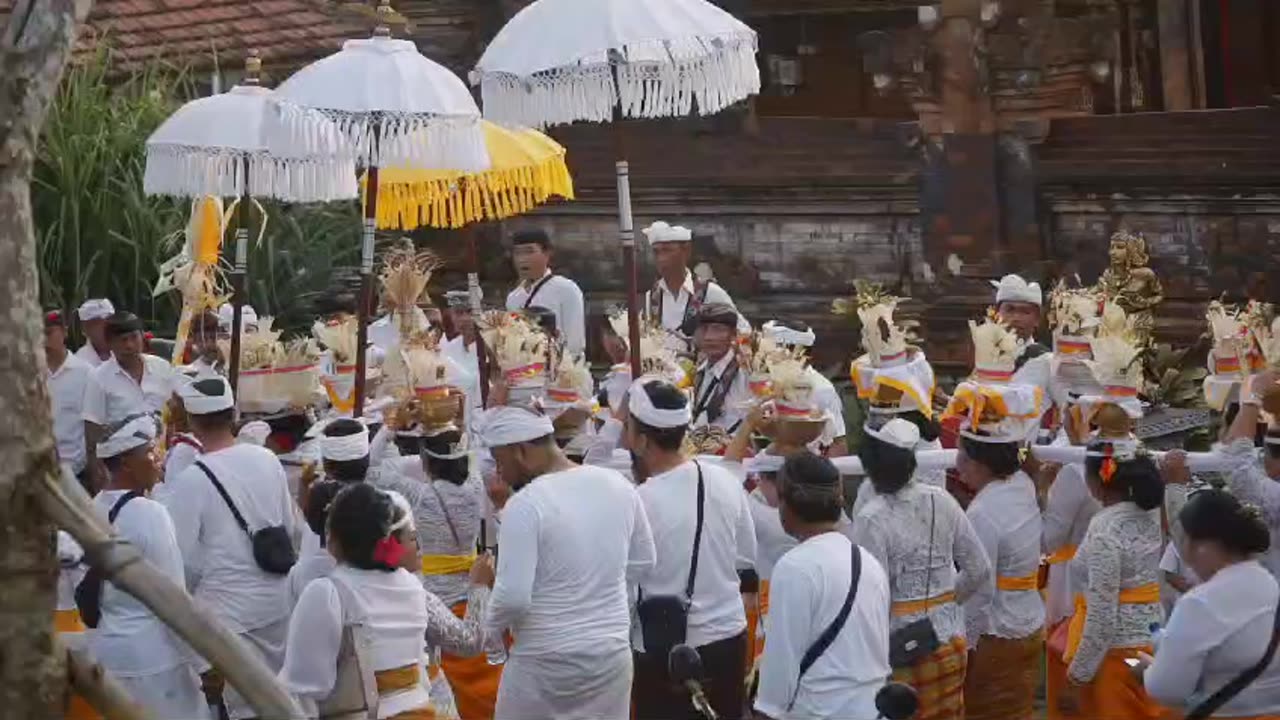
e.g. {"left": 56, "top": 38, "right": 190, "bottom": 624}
{"left": 160, "top": 377, "right": 298, "bottom": 720}
{"left": 216, "top": 302, "right": 259, "bottom": 336}
{"left": 642, "top": 220, "right": 748, "bottom": 353}
{"left": 90, "top": 413, "right": 209, "bottom": 718}
{"left": 479, "top": 405, "right": 655, "bottom": 720}
{"left": 991, "top": 274, "right": 1052, "bottom": 393}
{"left": 442, "top": 288, "right": 484, "bottom": 420}
{"left": 625, "top": 377, "right": 757, "bottom": 720}
{"left": 75, "top": 297, "right": 115, "bottom": 367}
{"left": 763, "top": 319, "right": 848, "bottom": 456}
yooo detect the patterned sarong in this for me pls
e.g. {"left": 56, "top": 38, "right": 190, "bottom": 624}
{"left": 890, "top": 634, "right": 967, "bottom": 720}
{"left": 963, "top": 631, "right": 1042, "bottom": 720}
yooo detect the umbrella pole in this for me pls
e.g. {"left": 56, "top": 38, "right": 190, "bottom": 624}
{"left": 354, "top": 165, "right": 379, "bottom": 419}
{"left": 612, "top": 123, "right": 642, "bottom": 377}
{"left": 466, "top": 223, "right": 490, "bottom": 408}
{"left": 229, "top": 155, "right": 249, "bottom": 405}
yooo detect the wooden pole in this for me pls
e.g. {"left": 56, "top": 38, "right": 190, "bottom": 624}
{"left": 466, "top": 223, "right": 491, "bottom": 408}
{"left": 612, "top": 123, "right": 642, "bottom": 377}
{"left": 229, "top": 154, "right": 249, "bottom": 402}
{"left": 60, "top": 636, "right": 147, "bottom": 720}
{"left": 354, "top": 163, "right": 379, "bottom": 419}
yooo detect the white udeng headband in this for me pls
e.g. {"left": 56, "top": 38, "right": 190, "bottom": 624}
{"left": 322, "top": 431, "right": 370, "bottom": 462}
{"left": 763, "top": 321, "right": 816, "bottom": 348}
{"left": 476, "top": 406, "right": 555, "bottom": 448}
{"left": 628, "top": 377, "right": 692, "bottom": 428}
{"left": 97, "top": 414, "right": 158, "bottom": 459}
{"left": 384, "top": 490, "right": 416, "bottom": 534}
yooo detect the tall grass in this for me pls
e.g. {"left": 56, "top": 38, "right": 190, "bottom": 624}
{"left": 32, "top": 51, "right": 363, "bottom": 337}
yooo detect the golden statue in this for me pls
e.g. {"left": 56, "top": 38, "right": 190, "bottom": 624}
{"left": 1096, "top": 230, "right": 1163, "bottom": 342}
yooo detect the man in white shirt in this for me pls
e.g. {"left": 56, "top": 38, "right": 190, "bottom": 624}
{"left": 45, "top": 309, "right": 93, "bottom": 488}
{"left": 82, "top": 312, "right": 177, "bottom": 485}
{"left": 762, "top": 319, "right": 848, "bottom": 456}
{"left": 479, "top": 406, "right": 656, "bottom": 720}
{"left": 504, "top": 230, "right": 586, "bottom": 356}
{"left": 91, "top": 414, "right": 209, "bottom": 719}
{"left": 755, "top": 453, "right": 891, "bottom": 720}
{"left": 161, "top": 377, "right": 299, "bottom": 720}
{"left": 642, "top": 220, "right": 748, "bottom": 354}
{"left": 992, "top": 274, "right": 1052, "bottom": 399}
{"left": 443, "top": 289, "right": 483, "bottom": 417}
{"left": 75, "top": 297, "right": 115, "bottom": 367}
{"left": 691, "top": 303, "right": 752, "bottom": 434}
{"left": 625, "top": 377, "right": 757, "bottom": 719}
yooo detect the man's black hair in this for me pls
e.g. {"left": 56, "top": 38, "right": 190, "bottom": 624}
{"left": 778, "top": 452, "right": 843, "bottom": 523}
{"left": 105, "top": 312, "right": 143, "bottom": 338}
{"left": 511, "top": 229, "right": 552, "bottom": 251}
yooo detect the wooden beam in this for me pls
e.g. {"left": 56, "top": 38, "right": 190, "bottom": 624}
{"left": 1157, "top": 0, "right": 1193, "bottom": 110}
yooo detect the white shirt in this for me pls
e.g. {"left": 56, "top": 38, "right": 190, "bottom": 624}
{"left": 162, "top": 444, "right": 299, "bottom": 633}
{"left": 82, "top": 354, "right": 176, "bottom": 426}
{"left": 1041, "top": 462, "right": 1099, "bottom": 625}
{"left": 634, "top": 459, "right": 757, "bottom": 650}
{"left": 747, "top": 490, "right": 796, "bottom": 582}
{"left": 755, "top": 533, "right": 891, "bottom": 720}
{"left": 647, "top": 271, "right": 749, "bottom": 351}
{"left": 1145, "top": 560, "right": 1280, "bottom": 717}
{"left": 1159, "top": 542, "right": 1201, "bottom": 615}
{"left": 809, "top": 368, "right": 846, "bottom": 448}
{"left": 75, "top": 342, "right": 110, "bottom": 367}
{"left": 163, "top": 435, "right": 202, "bottom": 482}
{"left": 964, "top": 472, "right": 1045, "bottom": 641}
{"left": 90, "top": 490, "right": 191, "bottom": 676}
{"left": 57, "top": 531, "right": 86, "bottom": 613}
{"left": 288, "top": 542, "right": 337, "bottom": 610}
{"left": 442, "top": 335, "right": 482, "bottom": 413}
{"left": 505, "top": 270, "right": 586, "bottom": 356}
{"left": 49, "top": 352, "right": 92, "bottom": 473}
{"left": 692, "top": 352, "right": 751, "bottom": 432}
{"left": 486, "top": 465, "right": 656, "bottom": 657}
{"left": 280, "top": 567, "right": 431, "bottom": 719}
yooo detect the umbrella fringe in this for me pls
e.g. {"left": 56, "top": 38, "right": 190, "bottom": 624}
{"left": 475, "top": 32, "right": 760, "bottom": 129}
{"left": 143, "top": 144, "right": 359, "bottom": 202}
{"left": 367, "top": 150, "right": 575, "bottom": 231}
{"left": 268, "top": 102, "right": 489, "bottom": 174}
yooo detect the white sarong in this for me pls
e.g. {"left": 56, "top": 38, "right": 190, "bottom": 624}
{"left": 494, "top": 645, "right": 631, "bottom": 720}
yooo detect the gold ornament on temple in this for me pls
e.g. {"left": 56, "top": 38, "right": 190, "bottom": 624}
{"left": 1095, "top": 229, "right": 1163, "bottom": 343}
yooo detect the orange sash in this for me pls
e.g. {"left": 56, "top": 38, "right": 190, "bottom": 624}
{"left": 1062, "top": 583, "right": 1160, "bottom": 663}
{"left": 892, "top": 591, "right": 957, "bottom": 617}
{"left": 997, "top": 572, "right": 1041, "bottom": 592}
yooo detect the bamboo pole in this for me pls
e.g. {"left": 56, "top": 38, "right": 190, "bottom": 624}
{"left": 59, "top": 635, "right": 148, "bottom": 720}
{"left": 39, "top": 467, "right": 304, "bottom": 720}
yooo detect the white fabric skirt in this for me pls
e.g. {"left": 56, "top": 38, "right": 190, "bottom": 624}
{"left": 223, "top": 617, "right": 290, "bottom": 720}
{"left": 495, "top": 645, "right": 631, "bottom": 720}
{"left": 118, "top": 664, "right": 211, "bottom": 720}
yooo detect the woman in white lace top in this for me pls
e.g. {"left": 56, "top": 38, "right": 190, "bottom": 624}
{"left": 1058, "top": 445, "right": 1165, "bottom": 719}
{"left": 851, "top": 419, "right": 991, "bottom": 720}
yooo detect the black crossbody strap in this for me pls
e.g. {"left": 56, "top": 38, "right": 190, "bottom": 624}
{"left": 194, "top": 460, "right": 250, "bottom": 535}
{"left": 522, "top": 274, "right": 556, "bottom": 309}
{"left": 1187, "top": 600, "right": 1280, "bottom": 720}
{"left": 108, "top": 491, "right": 142, "bottom": 524}
{"left": 789, "top": 539, "right": 863, "bottom": 711}
{"left": 923, "top": 494, "right": 936, "bottom": 612}
{"left": 685, "top": 461, "right": 706, "bottom": 601}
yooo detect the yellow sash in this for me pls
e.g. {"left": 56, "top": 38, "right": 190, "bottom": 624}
{"left": 420, "top": 554, "right": 476, "bottom": 576}
{"left": 1063, "top": 583, "right": 1160, "bottom": 663}
{"left": 54, "top": 608, "right": 86, "bottom": 634}
{"left": 892, "top": 591, "right": 957, "bottom": 617}
{"left": 374, "top": 664, "right": 421, "bottom": 694}
{"left": 997, "top": 572, "right": 1040, "bottom": 592}
{"left": 1044, "top": 544, "right": 1078, "bottom": 566}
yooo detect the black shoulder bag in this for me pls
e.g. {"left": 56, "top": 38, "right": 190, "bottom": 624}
{"left": 1185, "top": 601, "right": 1280, "bottom": 720}
{"left": 75, "top": 491, "right": 142, "bottom": 628}
{"left": 195, "top": 460, "right": 296, "bottom": 575}
{"left": 786, "top": 540, "right": 864, "bottom": 712}
{"left": 889, "top": 494, "right": 942, "bottom": 668}
{"left": 637, "top": 461, "right": 705, "bottom": 658}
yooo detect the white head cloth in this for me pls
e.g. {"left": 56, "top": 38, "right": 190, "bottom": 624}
{"left": 237, "top": 420, "right": 272, "bottom": 446}
{"left": 476, "top": 406, "right": 555, "bottom": 448}
{"left": 628, "top": 377, "right": 692, "bottom": 429}
{"left": 97, "top": 413, "right": 159, "bottom": 459}
{"left": 745, "top": 453, "right": 784, "bottom": 475}
{"left": 179, "top": 376, "right": 235, "bottom": 415}
{"left": 641, "top": 221, "right": 692, "bottom": 245}
{"left": 991, "top": 274, "right": 1043, "bottom": 307}
{"left": 763, "top": 320, "right": 816, "bottom": 348}
{"left": 864, "top": 418, "right": 921, "bottom": 450}
{"left": 384, "top": 489, "right": 416, "bottom": 533}
{"left": 78, "top": 298, "right": 115, "bottom": 321}
{"left": 322, "top": 427, "right": 370, "bottom": 462}
{"left": 218, "top": 303, "right": 258, "bottom": 331}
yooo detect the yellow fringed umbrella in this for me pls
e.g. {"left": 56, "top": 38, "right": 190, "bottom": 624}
{"left": 366, "top": 121, "right": 574, "bottom": 231}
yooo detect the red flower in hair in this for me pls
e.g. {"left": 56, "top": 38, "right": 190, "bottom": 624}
{"left": 372, "top": 536, "right": 406, "bottom": 568}
{"left": 1100, "top": 444, "right": 1117, "bottom": 484}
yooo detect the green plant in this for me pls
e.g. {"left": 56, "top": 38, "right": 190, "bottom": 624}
{"left": 1143, "top": 337, "right": 1210, "bottom": 408}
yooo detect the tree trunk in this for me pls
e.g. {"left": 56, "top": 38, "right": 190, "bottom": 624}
{"left": 0, "top": 1, "right": 93, "bottom": 717}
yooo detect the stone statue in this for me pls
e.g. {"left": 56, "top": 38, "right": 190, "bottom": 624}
{"left": 1096, "top": 230, "right": 1163, "bottom": 342}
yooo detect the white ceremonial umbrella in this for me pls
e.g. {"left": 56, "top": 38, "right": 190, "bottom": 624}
{"left": 473, "top": 0, "right": 760, "bottom": 375}
{"left": 144, "top": 51, "right": 359, "bottom": 395}
{"left": 268, "top": 0, "right": 489, "bottom": 416}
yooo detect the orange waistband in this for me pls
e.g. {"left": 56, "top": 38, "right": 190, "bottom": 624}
{"left": 997, "top": 572, "right": 1040, "bottom": 592}
{"left": 54, "top": 608, "right": 85, "bottom": 634}
{"left": 375, "top": 664, "right": 420, "bottom": 695}
{"left": 1043, "top": 545, "right": 1078, "bottom": 566}
{"left": 1063, "top": 583, "right": 1160, "bottom": 663}
{"left": 892, "top": 591, "right": 956, "bottom": 617}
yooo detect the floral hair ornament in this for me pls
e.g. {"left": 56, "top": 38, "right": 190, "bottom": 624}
{"left": 1084, "top": 437, "right": 1142, "bottom": 485}
{"left": 372, "top": 536, "right": 407, "bottom": 568}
